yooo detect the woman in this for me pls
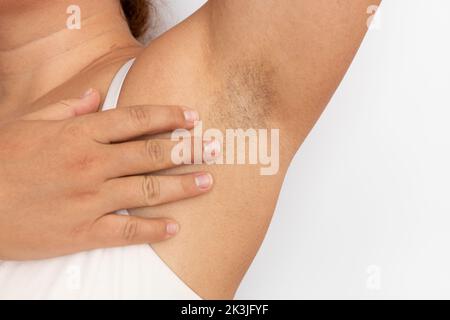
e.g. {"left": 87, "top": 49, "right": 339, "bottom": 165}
{"left": 0, "top": 0, "right": 379, "bottom": 299}
{"left": 0, "top": 0, "right": 216, "bottom": 299}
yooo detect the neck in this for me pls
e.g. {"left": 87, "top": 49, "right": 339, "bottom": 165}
{"left": 0, "top": 0, "right": 143, "bottom": 113}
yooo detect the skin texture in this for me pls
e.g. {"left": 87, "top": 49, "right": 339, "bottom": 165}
{"left": 0, "top": 0, "right": 381, "bottom": 298}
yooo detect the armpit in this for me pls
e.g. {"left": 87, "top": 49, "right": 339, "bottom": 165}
{"left": 207, "top": 58, "right": 280, "bottom": 130}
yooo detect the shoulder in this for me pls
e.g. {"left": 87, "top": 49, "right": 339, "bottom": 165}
{"left": 122, "top": 5, "right": 284, "bottom": 130}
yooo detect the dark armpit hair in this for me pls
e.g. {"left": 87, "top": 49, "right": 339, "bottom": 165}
{"left": 208, "top": 58, "right": 279, "bottom": 130}
{"left": 120, "top": 0, "right": 153, "bottom": 39}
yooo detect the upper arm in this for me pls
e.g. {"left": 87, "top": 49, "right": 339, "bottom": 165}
{"left": 206, "top": 0, "right": 381, "bottom": 145}
{"left": 121, "top": 0, "right": 380, "bottom": 299}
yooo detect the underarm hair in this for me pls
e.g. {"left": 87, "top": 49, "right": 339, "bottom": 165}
{"left": 207, "top": 58, "right": 279, "bottom": 130}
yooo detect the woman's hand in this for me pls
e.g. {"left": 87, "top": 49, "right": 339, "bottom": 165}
{"left": 0, "top": 90, "right": 213, "bottom": 261}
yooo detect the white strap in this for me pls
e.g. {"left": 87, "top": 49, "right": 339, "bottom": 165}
{"left": 101, "top": 58, "right": 136, "bottom": 111}
{"left": 101, "top": 58, "right": 136, "bottom": 217}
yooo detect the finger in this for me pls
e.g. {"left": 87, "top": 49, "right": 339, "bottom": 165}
{"left": 88, "top": 214, "right": 180, "bottom": 247}
{"left": 99, "top": 173, "right": 213, "bottom": 212}
{"left": 83, "top": 105, "right": 199, "bottom": 143}
{"left": 103, "top": 138, "right": 220, "bottom": 177}
{"left": 23, "top": 89, "right": 100, "bottom": 121}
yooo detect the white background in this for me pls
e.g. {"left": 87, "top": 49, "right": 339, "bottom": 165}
{"left": 153, "top": 0, "right": 450, "bottom": 299}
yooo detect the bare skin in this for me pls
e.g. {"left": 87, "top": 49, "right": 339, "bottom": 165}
{"left": 0, "top": 0, "right": 381, "bottom": 298}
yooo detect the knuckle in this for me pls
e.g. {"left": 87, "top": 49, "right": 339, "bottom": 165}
{"left": 70, "top": 221, "right": 91, "bottom": 239}
{"left": 144, "top": 140, "right": 164, "bottom": 163}
{"left": 67, "top": 152, "right": 98, "bottom": 173}
{"left": 71, "top": 185, "right": 101, "bottom": 200}
{"left": 121, "top": 219, "right": 140, "bottom": 242}
{"left": 142, "top": 175, "right": 161, "bottom": 205}
{"left": 62, "top": 121, "right": 85, "bottom": 139}
{"left": 59, "top": 123, "right": 100, "bottom": 173}
{"left": 127, "top": 106, "right": 151, "bottom": 128}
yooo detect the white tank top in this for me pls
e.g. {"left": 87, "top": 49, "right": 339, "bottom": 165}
{"left": 0, "top": 59, "right": 200, "bottom": 300}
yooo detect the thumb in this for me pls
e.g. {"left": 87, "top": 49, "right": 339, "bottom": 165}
{"left": 23, "top": 89, "right": 101, "bottom": 121}
{"left": 88, "top": 214, "right": 180, "bottom": 248}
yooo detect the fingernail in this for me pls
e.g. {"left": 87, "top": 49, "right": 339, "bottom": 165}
{"left": 203, "top": 140, "right": 221, "bottom": 163}
{"left": 195, "top": 173, "right": 213, "bottom": 190}
{"left": 184, "top": 110, "right": 199, "bottom": 123}
{"left": 166, "top": 223, "right": 179, "bottom": 235}
{"left": 81, "top": 88, "right": 94, "bottom": 99}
